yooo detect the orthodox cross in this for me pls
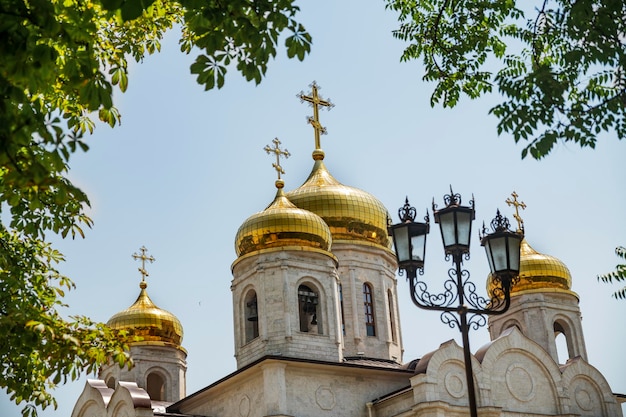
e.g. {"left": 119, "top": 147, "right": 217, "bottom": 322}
{"left": 264, "top": 138, "right": 290, "bottom": 179}
{"left": 506, "top": 192, "right": 527, "bottom": 233}
{"left": 298, "top": 81, "right": 334, "bottom": 150}
{"left": 132, "top": 246, "right": 155, "bottom": 282}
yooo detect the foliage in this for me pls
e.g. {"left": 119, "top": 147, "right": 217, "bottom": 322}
{"left": 0, "top": 228, "right": 130, "bottom": 417}
{"left": 0, "top": 0, "right": 311, "bottom": 415}
{"left": 177, "top": 0, "right": 312, "bottom": 90}
{"left": 597, "top": 246, "right": 626, "bottom": 300}
{"left": 386, "top": 0, "right": 626, "bottom": 159}
{"left": 1, "top": 1, "right": 181, "bottom": 414}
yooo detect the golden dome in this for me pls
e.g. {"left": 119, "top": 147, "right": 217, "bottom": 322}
{"left": 235, "top": 180, "right": 333, "bottom": 257}
{"left": 285, "top": 155, "right": 391, "bottom": 249}
{"left": 488, "top": 238, "right": 573, "bottom": 296}
{"left": 107, "top": 281, "right": 184, "bottom": 346}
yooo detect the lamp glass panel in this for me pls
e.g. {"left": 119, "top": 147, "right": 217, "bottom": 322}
{"left": 393, "top": 226, "right": 410, "bottom": 263}
{"left": 410, "top": 233, "right": 426, "bottom": 262}
{"left": 485, "top": 243, "right": 496, "bottom": 272}
{"left": 509, "top": 237, "right": 521, "bottom": 271}
{"left": 456, "top": 211, "right": 473, "bottom": 247}
{"left": 489, "top": 236, "right": 508, "bottom": 272}
{"left": 438, "top": 211, "right": 457, "bottom": 248}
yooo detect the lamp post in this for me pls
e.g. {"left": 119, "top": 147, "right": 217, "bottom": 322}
{"left": 388, "top": 188, "right": 522, "bottom": 417}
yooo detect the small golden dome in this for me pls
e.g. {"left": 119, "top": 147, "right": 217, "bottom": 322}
{"left": 235, "top": 180, "right": 333, "bottom": 257}
{"left": 285, "top": 158, "right": 391, "bottom": 249}
{"left": 107, "top": 281, "right": 184, "bottom": 346}
{"left": 488, "top": 238, "right": 573, "bottom": 296}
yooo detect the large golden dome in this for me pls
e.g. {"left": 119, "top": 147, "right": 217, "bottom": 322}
{"left": 488, "top": 238, "right": 573, "bottom": 296}
{"left": 235, "top": 180, "right": 333, "bottom": 257}
{"left": 285, "top": 153, "right": 391, "bottom": 249}
{"left": 107, "top": 281, "right": 184, "bottom": 347}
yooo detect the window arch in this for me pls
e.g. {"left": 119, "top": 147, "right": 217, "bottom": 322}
{"left": 146, "top": 371, "right": 166, "bottom": 401}
{"left": 363, "top": 283, "right": 376, "bottom": 337}
{"left": 244, "top": 290, "right": 259, "bottom": 343}
{"left": 105, "top": 376, "right": 116, "bottom": 390}
{"left": 554, "top": 320, "right": 573, "bottom": 364}
{"left": 298, "top": 284, "right": 322, "bottom": 334}
{"left": 502, "top": 319, "right": 522, "bottom": 334}
{"left": 387, "top": 289, "right": 396, "bottom": 343}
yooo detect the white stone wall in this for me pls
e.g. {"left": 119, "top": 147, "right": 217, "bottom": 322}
{"left": 175, "top": 358, "right": 413, "bottom": 417}
{"left": 488, "top": 290, "right": 587, "bottom": 364}
{"left": 232, "top": 248, "right": 342, "bottom": 368}
{"left": 332, "top": 242, "right": 403, "bottom": 362}
{"left": 370, "top": 328, "right": 622, "bottom": 417}
{"left": 99, "top": 343, "right": 187, "bottom": 402}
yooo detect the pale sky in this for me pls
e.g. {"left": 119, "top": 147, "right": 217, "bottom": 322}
{"left": 2, "top": 1, "right": 625, "bottom": 416}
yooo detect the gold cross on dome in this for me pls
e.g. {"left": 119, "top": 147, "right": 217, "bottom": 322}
{"left": 506, "top": 192, "right": 527, "bottom": 233}
{"left": 132, "top": 246, "right": 155, "bottom": 282}
{"left": 264, "top": 138, "right": 290, "bottom": 179}
{"left": 298, "top": 81, "right": 334, "bottom": 150}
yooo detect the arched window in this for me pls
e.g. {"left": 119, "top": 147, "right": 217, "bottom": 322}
{"left": 298, "top": 284, "right": 321, "bottom": 334}
{"left": 554, "top": 321, "right": 571, "bottom": 364}
{"left": 339, "top": 283, "right": 346, "bottom": 336}
{"left": 146, "top": 372, "right": 165, "bottom": 401}
{"left": 502, "top": 319, "right": 522, "bottom": 335}
{"left": 363, "top": 283, "right": 376, "bottom": 337}
{"left": 387, "top": 289, "right": 396, "bottom": 343}
{"left": 244, "top": 290, "right": 259, "bottom": 343}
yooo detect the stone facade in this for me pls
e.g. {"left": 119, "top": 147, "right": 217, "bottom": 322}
{"left": 72, "top": 237, "right": 624, "bottom": 417}
{"left": 98, "top": 343, "right": 187, "bottom": 403}
{"left": 231, "top": 241, "right": 404, "bottom": 369}
{"left": 231, "top": 247, "right": 341, "bottom": 367}
{"left": 74, "top": 325, "right": 624, "bottom": 417}
{"left": 385, "top": 328, "right": 621, "bottom": 417}
{"left": 332, "top": 242, "right": 403, "bottom": 362}
{"left": 171, "top": 358, "right": 412, "bottom": 417}
{"left": 488, "top": 290, "right": 587, "bottom": 364}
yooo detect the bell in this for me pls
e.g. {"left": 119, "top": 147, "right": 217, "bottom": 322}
{"left": 247, "top": 299, "right": 258, "bottom": 322}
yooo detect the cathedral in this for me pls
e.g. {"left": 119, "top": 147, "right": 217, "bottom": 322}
{"left": 71, "top": 84, "right": 624, "bottom": 417}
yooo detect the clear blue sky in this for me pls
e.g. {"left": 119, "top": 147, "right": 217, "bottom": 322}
{"left": 2, "top": 1, "right": 625, "bottom": 416}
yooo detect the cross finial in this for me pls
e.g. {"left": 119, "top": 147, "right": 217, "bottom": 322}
{"left": 264, "top": 138, "right": 290, "bottom": 180}
{"left": 506, "top": 191, "right": 526, "bottom": 233}
{"left": 298, "top": 81, "right": 334, "bottom": 155}
{"left": 132, "top": 246, "right": 155, "bottom": 286}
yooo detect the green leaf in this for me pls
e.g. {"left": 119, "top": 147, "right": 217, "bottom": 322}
{"left": 121, "top": 0, "right": 157, "bottom": 21}
{"left": 101, "top": 0, "right": 124, "bottom": 10}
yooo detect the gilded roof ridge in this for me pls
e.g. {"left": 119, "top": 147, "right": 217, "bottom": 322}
{"left": 265, "top": 186, "right": 298, "bottom": 211}
{"left": 521, "top": 238, "right": 538, "bottom": 255}
{"left": 299, "top": 159, "right": 341, "bottom": 189}
{"left": 129, "top": 287, "right": 157, "bottom": 310}
{"left": 109, "top": 287, "right": 179, "bottom": 318}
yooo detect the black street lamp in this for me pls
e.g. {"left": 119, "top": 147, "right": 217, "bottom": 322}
{"left": 388, "top": 188, "right": 523, "bottom": 417}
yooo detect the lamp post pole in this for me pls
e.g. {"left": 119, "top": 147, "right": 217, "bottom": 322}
{"left": 455, "top": 252, "right": 479, "bottom": 417}
{"left": 389, "top": 189, "right": 522, "bottom": 417}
